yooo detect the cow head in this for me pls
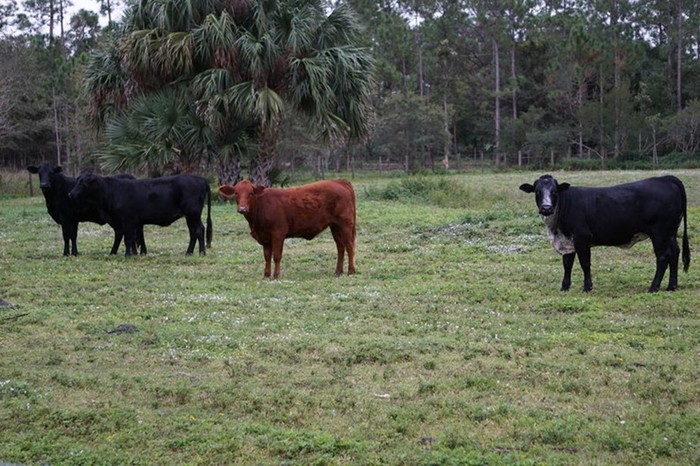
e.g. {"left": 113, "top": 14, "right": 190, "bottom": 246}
{"left": 68, "top": 171, "right": 101, "bottom": 200}
{"left": 27, "top": 163, "right": 62, "bottom": 191}
{"left": 219, "top": 180, "right": 265, "bottom": 214}
{"left": 519, "top": 175, "right": 570, "bottom": 216}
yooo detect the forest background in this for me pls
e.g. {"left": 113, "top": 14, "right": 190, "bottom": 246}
{"left": 1, "top": 0, "right": 700, "bottom": 185}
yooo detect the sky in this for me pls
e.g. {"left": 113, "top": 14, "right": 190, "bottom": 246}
{"left": 68, "top": 0, "right": 126, "bottom": 26}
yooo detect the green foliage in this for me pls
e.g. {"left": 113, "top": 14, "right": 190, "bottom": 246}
{"left": 371, "top": 93, "right": 448, "bottom": 171}
{"left": 98, "top": 87, "right": 213, "bottom": 173}
{"left": 558, "top": 152, "right": 700, "bottom": 171}
{"left": 1, "top": 171, "right": 699, "bottom": 464}
{"left": 364, "top": 176, "right": 471, "bottom": 208}
{"left": 85, "top": 0, "right": 375, "bottom": 183}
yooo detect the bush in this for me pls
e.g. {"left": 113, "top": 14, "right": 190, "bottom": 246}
{"left": 0, "top": 170, "right": 34, "bottom": 198}
{"left": 364, "top": 176, "right": 471, "bottom": 208}
{"left": 554, "top": 151, "right": 700, "bottom": 171}
{"left": 658, "top": 152, "right": 700, "bottom": 169}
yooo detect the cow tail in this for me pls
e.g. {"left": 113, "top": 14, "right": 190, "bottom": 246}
{"left": 206, "top": 184, "right": 213, "bottom": 248}
{"left": 680, "top": 179, "right": 690, "bottom": 273}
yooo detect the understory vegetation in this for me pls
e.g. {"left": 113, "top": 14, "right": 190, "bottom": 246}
{"left": 1, "top": 171, "right": 698, "bottom": 465}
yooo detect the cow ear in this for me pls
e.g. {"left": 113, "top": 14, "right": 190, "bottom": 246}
{"left": 558, "top": 183, "right": 570, "bottom": 192}
{"left": 519, "top": 183, "right": 535, "bottom": 193}
{"left": 218, "top": 185, "right": 236, "bottom": 201}
{"left": 253, "top": 185, "right": 266, "bottom": 195}
{"left": 54, "top": 166, "right": 63, "bottom": 173}
{"left": 27, "top": 166, "right": 38, "bottom": 174}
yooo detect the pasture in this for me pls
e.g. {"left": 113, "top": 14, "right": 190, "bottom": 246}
{"left": 0, "top": 170, "right": 698, "bottom": 465}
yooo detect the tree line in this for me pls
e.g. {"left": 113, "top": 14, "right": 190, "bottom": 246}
{"left": 1, "top": 0, "right": 699, "bottom": 185}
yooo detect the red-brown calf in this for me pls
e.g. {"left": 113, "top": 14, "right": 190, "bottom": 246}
{"left": 219, "top": 179, "right": 356, "bottom": 279}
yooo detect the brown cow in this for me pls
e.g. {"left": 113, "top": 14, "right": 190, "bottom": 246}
{"left": 219, "top": 179, "right": 356, "bottom": 278}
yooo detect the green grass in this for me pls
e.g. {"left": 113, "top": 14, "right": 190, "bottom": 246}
{"left": 1, "top": 170, "right": 699, "bottom": 465}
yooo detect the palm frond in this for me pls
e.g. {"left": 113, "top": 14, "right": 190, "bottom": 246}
{"left": 83, "top": 47, "right": 128, "bottom": 126}
{"left": 192, "top": 69, "right": 233, "bottom": 97}
{"left": 224, "top": 81, "right": 257, "bottom": 116}
{"left": 316, "top": 3, "right": 360, "bottom": 48}
{"left": 255, "top": 87, "right": 285, "bottom": 127}
{"left": 155, "top": 31, "right": 196, "bottom": 77}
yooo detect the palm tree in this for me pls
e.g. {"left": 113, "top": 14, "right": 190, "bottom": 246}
{"left": 97, "top": 87, "right": 216, "bottom": 175}
{"left": 85, "top": 0, "right": 375, "bottom": 185}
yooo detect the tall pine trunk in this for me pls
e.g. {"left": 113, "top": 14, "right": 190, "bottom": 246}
{"left": 493, "top": 39, "right": 501, "bottom": 165}
{"left": 676, "top": 0, "right": 683, "bottom": 112}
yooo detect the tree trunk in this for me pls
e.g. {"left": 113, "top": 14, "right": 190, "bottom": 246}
{"left": 676, "top": 0, "right": 683, "bottom": 112}
{"left": 249, "top": 155, "right": 274, "bottom": 186}
{"left": 614, "top": 47, "right": 621, "bottom": 158}
{"left": 652, "top": 126, "right": 658, "bottom": 168}
{"left": 250, "top": 120, "right": 280, "bottom": 186}
{"left": 442, "top": 91, "right": 449, "bottom": 169}
{"left": 53, "top": 87, "right": 61, "bottom": 166}
{"left": 512, "top": 45, "right": 521, "bottom": 167}
{"left": 217, "top": 158, "right": 242, "bottom": 186}
{"left": 493, "top": 39, "right": 501, "bottom": 165}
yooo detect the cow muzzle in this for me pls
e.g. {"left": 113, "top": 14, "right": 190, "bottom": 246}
{"left": 237, "top": 206, "right": 248, "bottom": 214}
{"left": 539, "top": 204, "right": 554, "bottom": 216}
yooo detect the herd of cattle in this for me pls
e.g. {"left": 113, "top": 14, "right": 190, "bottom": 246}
{"left": 26, "top": 162, "right": 691, "bottom": 292}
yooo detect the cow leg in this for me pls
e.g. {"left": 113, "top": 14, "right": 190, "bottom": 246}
{"left": 123, "top": 225, "right": 138, "bottom": 257}
{"left": 574, "top": 241, "right": 593, "bottom": 292}
{"left": 197, "top": 220, "right": 206, "bottom": 255}
{"left": 331, "top": 225, "right": 356, "bottom": 275}
{"left": 66, "top": 223, "right": 79, "bottom": 256}
{"left": 272, "top": 238, "right": 284, "bottom": 279}
{"left": 185, "top": 218, "right": 197, "bottom": 255}
{"left": 346, "top": 233, "right": 356, "bottom": 275}
{"left": 110, "top": 229, "right": 122, "bottom": 255}
{"left": 561, "top": 252, "right": 575, "bottom": 291}
{"left": 330, "top": 227, "right": 346, "bottom": 275}
{"left": 137, "top": 226, "right": 147, "bottom": 255}
{"left": 60, "top": 224, "right": 72, "bottom": 256}
{"left": 666, "top": 236, "right": 680, "bottom": 291}
{"left": 649, "top": 236, "right": 673, "bottom": 292}
{"left": 185, "top": 216, "right": 205, "bottom": 255}
{"left": 263, "top": 244, "right": 273, "bottom": 278}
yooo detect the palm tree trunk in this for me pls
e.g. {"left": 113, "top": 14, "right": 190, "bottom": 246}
{"left": 217, "top": 158, "right": 242, "bottom": 186}
{"left": 250, "top": 156, "right": 274, "bottom": 186}
{"left": 250, "top": 120, "right": 281, "bottom": 186}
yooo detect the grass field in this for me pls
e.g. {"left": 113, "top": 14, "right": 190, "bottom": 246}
{"left": 0, "top": 170, "right": 698, "bottom": 465}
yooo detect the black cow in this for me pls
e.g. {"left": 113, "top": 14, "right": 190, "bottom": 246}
{"left": 27, "top": 163, "right": 145, "bottom": 256}
{"left": 520, "top": 175, "right": 690, "bottom": 292}
{"left": 68, "top": 172, "right": 213, "bottom": 256}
